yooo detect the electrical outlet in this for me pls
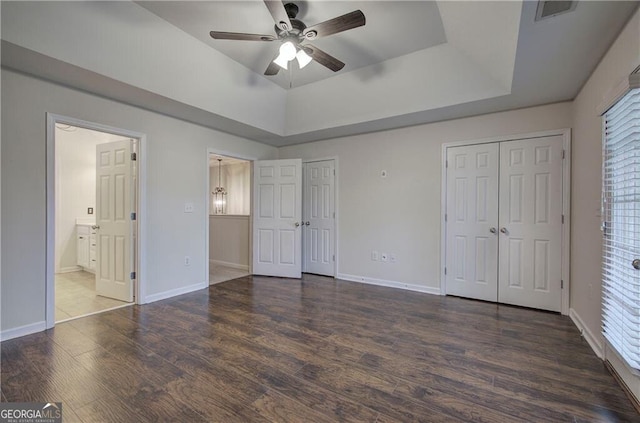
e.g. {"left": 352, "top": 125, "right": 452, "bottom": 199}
{"left": 381, "top": 253, "right": 388, "bottom": 262}
{"left": 184, "top": 256, "right": 191, "bottom": 266}
{"left": 371, "top": 250, "right": 379, "bottom": 261}
{"left": 184, "top": 203, "right": 194, "bottom": 213}
{"left": 390, "top": 254, "right": 397, "bottom": 263}
{"left": 87, "top": 207, "right": 94, "bottom": 215}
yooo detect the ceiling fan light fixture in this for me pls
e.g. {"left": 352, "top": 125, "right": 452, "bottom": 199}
{"left": 296, "top": 48, "right": 312, "bottom": 69}
{"left": 280, "top": 41, "right": 297, "bottom": 60}
{"left": 273, "top": 40, "right": 297, "bottom": 69}
{"left": 273, "top": 54, "right": 289, "bottom": 70}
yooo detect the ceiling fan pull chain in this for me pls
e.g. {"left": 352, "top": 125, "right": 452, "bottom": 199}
{"left": 289, "top": 65, "right": 293, "bottom": 89}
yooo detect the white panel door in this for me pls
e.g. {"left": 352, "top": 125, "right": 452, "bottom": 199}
{"left": 253, "top": 159, "right": 302, "bottom": 278}
{"left": 96, "top": 140, "right": 134, "bottom": 302}
{"left": 303, "top": 160, "right": 335, "bottom": 276}
{"left": 498, "top": 136, "right": 563, "bottom": 311}
{"left": 445, "top": 143, "right": 499, "bottom": 301}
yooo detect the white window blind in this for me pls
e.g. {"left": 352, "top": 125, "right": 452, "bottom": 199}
{"left": 602, "top": 87, "right": 640, "bottom": 370}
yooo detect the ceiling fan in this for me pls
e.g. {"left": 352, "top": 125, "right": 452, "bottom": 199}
{"left": 209, "top": 1, "right": 366, "bottom": 76}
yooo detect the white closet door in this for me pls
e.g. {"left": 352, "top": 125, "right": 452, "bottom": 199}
{"left": 498, "top": 136, "right": 563, "bottom": 312}
{"left": 252, "top": 159, "right": 302, "bottom": 278}
{"left": 303, "top": 160, "right": 335, "bottom": 276}
{"left": 445, "top": 143, "right": 499, "bottom": 301}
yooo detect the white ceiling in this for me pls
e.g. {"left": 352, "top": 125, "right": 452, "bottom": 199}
{"left": 137, "top": 1, "right": 447, "bottom": 89}
{"left": 2, "top": 1, "right": 639, "bottom": 147}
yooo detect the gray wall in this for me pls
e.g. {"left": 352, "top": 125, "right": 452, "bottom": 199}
{"left": 1, "top": 69, "right": 277, "bottom": 333}
{"left": 280, "top": 102, "right": 573, "bottom": 291}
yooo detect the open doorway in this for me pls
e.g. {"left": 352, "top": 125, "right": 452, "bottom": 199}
{"left": 208, "top": 154, "right": 252, "bottom": 284}
{"left": 51, "top": 121, "right": 138, "bottom": 323}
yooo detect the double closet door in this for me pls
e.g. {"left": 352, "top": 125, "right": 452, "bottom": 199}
{"left": 445, "top": 136, "right": 564, "bottom": 312}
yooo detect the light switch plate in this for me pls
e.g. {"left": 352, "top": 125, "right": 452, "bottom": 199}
{"left": 184, "top": 203, "right": 194, "bottom": 213}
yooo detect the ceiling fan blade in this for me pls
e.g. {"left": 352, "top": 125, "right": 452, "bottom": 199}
{"left": 264, "top": 61, "right": 281, "bottom": 76}
{"left": 303, "top": 10, "right": 365, "bottom": 40}
{"left": 209, "top": 31, "right": 275, "bottom": 41}
{"left": 303, "top": 45, "right": 345, "bottom": 72}
{"left": 264, "top": 0, "right": 293, "bottom": 31}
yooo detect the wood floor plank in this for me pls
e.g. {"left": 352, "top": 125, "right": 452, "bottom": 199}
{"left": 1, "top": 275, "right": 637, "bottom": 422}
{"left": 250, "top": 389, "right": 341, "bottom": 423}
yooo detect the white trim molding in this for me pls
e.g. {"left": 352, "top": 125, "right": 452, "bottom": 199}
{"left": 57, "top": 266, "right": 82, "bottom": 274}
{"left": 569, "top": 308, "right": 604, "bottom": 359}
{"left": 337, "top": 273, "right": 442, "bottom": 296}
{"left": 143, "top": 281, "right": 208, "bottom": 304}
{"left": 0, "top": 321, "right": 47, "bottom": 342}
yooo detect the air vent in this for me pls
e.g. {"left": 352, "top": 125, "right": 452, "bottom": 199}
{"left": 535, "top": 1, "right": 577, "bottom": 21}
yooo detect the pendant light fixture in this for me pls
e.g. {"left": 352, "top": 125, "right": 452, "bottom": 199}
{"left": 213, "top": 158, "right": 227, "bottom": 214}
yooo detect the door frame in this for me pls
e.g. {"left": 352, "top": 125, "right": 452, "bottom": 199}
{"left": 205, "top": 148, "right": 257, "bottom": 281}
{"left": 45, "top": 113, "right": 148, "bottom": 329}
{"left": 440, "top": 128, "right": 571, "bottom": 315}
{"left": 302, "top": 157, "right": 339, "bottom": 277}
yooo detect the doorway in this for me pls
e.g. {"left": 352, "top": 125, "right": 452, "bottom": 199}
{"left": 207, "top": 153, "right": 252, "bottom": 284}
{"left": 251, "top": 158, "right": 338, "bottom": 279}
{"left": 441, "top": 130, "right": 571, "bottom": 314}
{"left": 46, "top": 114, "right": 145, "bottom": 328}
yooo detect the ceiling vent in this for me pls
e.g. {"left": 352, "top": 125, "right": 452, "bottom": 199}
{"left": 535, "top": 1, "right": 577, "bottom": 21}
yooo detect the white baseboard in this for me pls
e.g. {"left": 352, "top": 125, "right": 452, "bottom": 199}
{"left": 569, "top": 308, "right": 604, "bottom": 359}
{"left": 210, "top": 259, "right": 249, "bottom": 271}
{"left": 0, "top": 321, "right": 47, "bottom": 342}
{"left": 336, "top": 273, "right": 442, "bottom": 296}
{"left": 143, "top": 281, "right": 208, "bottom": 304}
{"left": 56, "top": 266, "right": 81, "bottom": 274}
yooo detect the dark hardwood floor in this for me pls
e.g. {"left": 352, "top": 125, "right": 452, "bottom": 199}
{"left": 1, "top": 274, "right": 638, "bottom": 422}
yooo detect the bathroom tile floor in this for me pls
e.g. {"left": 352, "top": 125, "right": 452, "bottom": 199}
{"left": 209, "top": 264, "right": 250, "bottom": 285}
{"left": 55, "top": 271, "right": 131, "bottom": 322}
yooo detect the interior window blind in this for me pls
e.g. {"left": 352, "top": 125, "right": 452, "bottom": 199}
{"left": 602, "top": 87, "right": 640, "bottom": 370}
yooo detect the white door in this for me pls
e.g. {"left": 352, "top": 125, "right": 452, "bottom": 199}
{"left": 445, "top": 143, "right": 499, "bottom": 301}
{"left": 95, "top": 140, "right": 134, "bottom": 302}
{"left": 253, "top": 159, "right": 302, "bottom": 278}
{"left": 498, "top": 136, "right": 563, "bottom": 311}
{"left": 303, "top": 160, "right": 335, "bottom": 276}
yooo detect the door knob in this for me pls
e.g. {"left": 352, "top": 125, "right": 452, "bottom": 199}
{"left": 489, "top": 227, "right": 497, "bottom": 234}
{"left": 91, "top": 225, "right": 100, "bottom": 230}
{"left": 305, "top": 221, "right": 310, "bottom": 226}
{"left": 295, "top": 222, "right": 300, "bottom": 227}
{"left": 633, "top": 259, "right": 640, "bottom": 270}
{"left": 500, "top": 227, "right": 508, "bottom": 234}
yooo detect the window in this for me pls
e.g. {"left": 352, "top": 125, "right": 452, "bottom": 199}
{"left": 602, "top": 85, "right": 640, "bottom": 370}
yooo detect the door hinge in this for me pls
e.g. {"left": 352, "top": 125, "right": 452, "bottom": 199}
{"left": 131, "top": 212, "right": 136, "bottom": 221}
{"left": 561, "top": 214, "right": 564, "bottom": 224}
{"left": 130, "top": 271, "right": 136, "bottom": 280}
{"left": 333, "top": 212, "right": 335, "bottom": 218}
{"left": 333, "top": 169, "right": 335, "bottom": 175}
{"left": 561, "top": 280, "right": 564, "bottom": 289}
{"left": 444, "top": 267, "right": 447, "bottom": 275}
{"left": 445, "top": 213, "right": 448, "bottom": 222}
{"left": 333, "top": 255, "right": 335, "bottom": 262}
{"left": 562, "top": 150, "right": 565, "bottom": 160}
{"left": 131, "top": 152, "right": 137, "bottom": 161}
{"left": 446, "top": 160, "right": 449, "bottom": 168}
